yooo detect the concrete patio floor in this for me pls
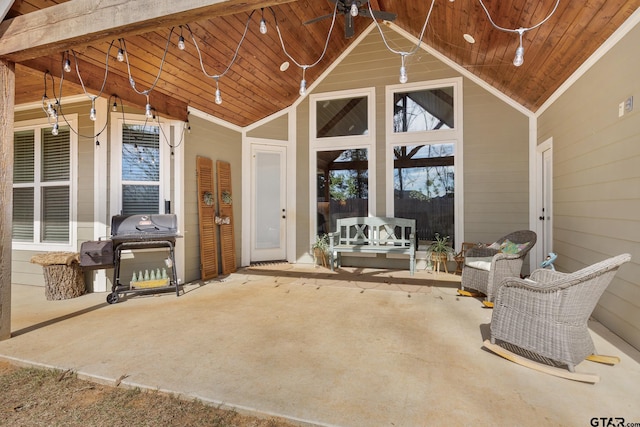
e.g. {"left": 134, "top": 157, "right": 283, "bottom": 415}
{"left": 1, "top": 264, "right": 639, "bottom": 426}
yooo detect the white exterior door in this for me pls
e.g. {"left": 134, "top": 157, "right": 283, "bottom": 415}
{"left": 537, "top": 139, "right": 553, "bottom": 260}
{"left": 251, "top": 145, "right": 287, "bottom": 262}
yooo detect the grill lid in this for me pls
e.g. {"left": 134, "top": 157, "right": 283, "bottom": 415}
{"left": 111, "top": 214, "right": 178, "bottom": 241}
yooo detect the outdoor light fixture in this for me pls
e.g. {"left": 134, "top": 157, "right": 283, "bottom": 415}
{"left": 399, "top": 54, "right": 408, "bottom": 84}
{"left": 112, "top": 101, "right": 118, "bottom": 112}
{"left": 214, "top": 78, "right": 222, "bottom": 105}
{"left": 299, "top": 66, "right": 308, "bottom": 96}
{"left": 178, "top": 26, "right": 186, "bottom": 50}
{"left": 117, "top": 48, "right": 125, "bottom": 62}
{"left": 145, "top": 102, "right": 153, "bottom": 119}
{"left": 478, "top": 0, "right": 559, "bottom": 68}
{"left": 89, "top": 98, "right": 97, "bottom": 121}
{"left": 260, "top": 8, "right": 268, "bottom": 34}
{"left": 299, "top": 78, "right": 307, "bottom": 96}
{"left": 513, "top": 29, "right": 525, "bottom": 67}
{"left": 51, "top": 122, "right": 59, "bottom": 136}
{"left": 63, "top": 52, "right": 72, "bottom": 73}
{"left": 370, "top": 0, "right": 435, "bottom": 87}
{"left": 46, "top": 100, "right": 56, "bottom": 118}
{"left": 350, "top": 2, "right": 359, "bottom": 17}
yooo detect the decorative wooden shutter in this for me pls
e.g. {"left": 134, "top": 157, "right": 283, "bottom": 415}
{"left": 196, "top": 156, "right": 218, "bottom": 279}
{"left": 217, "top": 160, "right": 236, "bottom": 274}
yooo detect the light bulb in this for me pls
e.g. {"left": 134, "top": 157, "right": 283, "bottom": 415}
{"left": 299, "top": 79, "right": 307, "bottom": 96}
{"left": 51, "top": 123, "right": 59, "bottom": 136}
{"left": 89, "top": 107, "right": 97, "bottom": 121}
{"left": 178, "top": 35, "right": 185, "bottom": 50}
{"left": 117, "top": 48, "right": 125, "bottom": 62}
{"left": 145, "top": 103, "right": 153, "bottom": 119}
{"left": 63, "top": 58, "right": 71, "bottom": 73}
{"left": 47, "top": 102, "right": 55, "bottom": 117}
{"left": 350, "top": 2, "right": 359, "bottom": 17}
{"left": 215, "top": 88, "right": 222, "bottom": 105}
{"left": 260, "top": 19, "right": 267, "bottom": 35}
{"left": 513, "top": 46, "right": 524, "bottom": 67}
{"left": 112, "top": 101, "right": 118, "bottom": 112}
{"left": 399, "top": 66, "right": 408, "bottom": 84}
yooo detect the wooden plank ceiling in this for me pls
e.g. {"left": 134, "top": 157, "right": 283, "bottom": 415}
{"left": 3, "top": 0, "right": 639, "bottom": 126}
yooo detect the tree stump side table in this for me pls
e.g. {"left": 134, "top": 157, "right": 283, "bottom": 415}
{"left": 30, "top": 252, "right": 86, "bottom": 300}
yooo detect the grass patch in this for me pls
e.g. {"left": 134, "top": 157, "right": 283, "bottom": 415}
{"left": 0, "top": 362, "right": 294, "bottom": 426}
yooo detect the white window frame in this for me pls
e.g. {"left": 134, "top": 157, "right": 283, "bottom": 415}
{"left": 385, "top": 78, "right": 464, "bottom": 250}
{"left": 12, "top": 116, "right": 79, "bottom": 252}
{"left": 309, "top": 88, "right": 377, "bottom": 244}
{"left": 109, "top": 113, "right": 171, "bottom": 218}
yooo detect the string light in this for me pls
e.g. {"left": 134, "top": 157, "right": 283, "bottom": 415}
{"left": 399, "top": 54, "right": 408, "bottom": 84}
{"left": 63, "top": 52, "right": 72, "bottom": 73}
{"left": 187, "top": 9, "right": 254, "bottom": 106}
{"left": 145, "top": 95, "right": 154, "bottom": 119}
{"left": 370, "top": 0, "right": 435, "bottom": 85}
{"left": 89, "top": 97, "right": 97, "bottom": 121}
{"left": 178, "top": 26, "right": 186, "bottom": 50}
{"left": 214, "top": 78, "right": 223, "bottom": 105}
{"left": 513, "top": 29, "right": 525, "bottom": 66}
{"left": 299, "top": 66, "right": 308, "bottom": 96}
{"left": 270, "top": 3, "right": 338, "bottom": 99}
{"left": 41, "top": 71, "right": 60, "bottom": 135}
{"left": 260, "top": 8, "right": 268, "bottom": 34}
{"left": 115, "top": 38, "right": 125, "bottom": 62}
{"left": 477, "top": 0, "right": 560, "bottom": 68}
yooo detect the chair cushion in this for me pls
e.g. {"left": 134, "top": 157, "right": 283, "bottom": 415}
{"left": 465, "top": 256, "right": 493, "bottom": 271}
{"left": 500, "top": 239, "right": 529, "bottom": 254}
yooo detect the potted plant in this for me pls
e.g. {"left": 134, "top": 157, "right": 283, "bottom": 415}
{"left": 311, "top": 234, "right": 330, "bottom": 268}
{"left": 426, "top": 233, "right": 454, "bottom": 272}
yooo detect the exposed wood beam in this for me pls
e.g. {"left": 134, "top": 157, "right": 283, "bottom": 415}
{"left": 22, "top": 57, "right": 189, "bottom": 121}
{"left": 1, "top": 0, "right": 14, "bottom": 22}
{"left": 0, "top": 0, "right": 297, "bottom": 62}
{"left": 0, "top": 58, "right": 15, "bottom": 341}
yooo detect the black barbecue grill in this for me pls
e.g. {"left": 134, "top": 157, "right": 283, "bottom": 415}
{"left": 107, "top": 214, "right": 181, "bottom": 304}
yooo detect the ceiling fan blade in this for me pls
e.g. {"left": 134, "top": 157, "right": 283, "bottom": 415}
{"left": 345, "top": 14, "right": 355, "bottom": 38}
{"left": 304, "top": 14, "right": 334, "bottom": 25}
{"left": 359, "top": 9, "right": 397, "bottom": 21}
{"left": 369, "top": 10, "right": 397, "bottom": 21}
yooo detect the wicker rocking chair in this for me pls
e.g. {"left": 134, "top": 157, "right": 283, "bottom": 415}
{"left": 484, "top": 253, "right": 631, "bottom": 383}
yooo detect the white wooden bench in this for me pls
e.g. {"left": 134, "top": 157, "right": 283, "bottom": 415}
{"left": 329, "top": 217, "right": 416, "bottom": 275}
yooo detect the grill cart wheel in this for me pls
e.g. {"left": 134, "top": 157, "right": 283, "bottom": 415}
{"left": 106, "top": 292, "right": 119, "bottom": 304}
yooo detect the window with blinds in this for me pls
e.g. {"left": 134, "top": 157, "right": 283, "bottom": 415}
{"left": 12, "top": 125, "right": 72, "bottom": 245}
{"left": 121, "top": 124, "right": 160, "bottom": 215}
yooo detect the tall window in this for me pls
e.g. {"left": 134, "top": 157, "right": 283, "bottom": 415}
{"left": 12, "top": 120, "right": 77, "bottom": 250}
{"left": 393, "top": 144, "right": 454, "bottom": 241}
{"left": 316, "top": 148, "right": 369, "bottom": 234}
{"left": 121, "top": 124, "right": 160, "bottom": 215}
{"left": 311, "top": 89, "right": 376, "bottom": 238}
{"left": 386, "top": 79, "right": 462, "bottom": 246}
